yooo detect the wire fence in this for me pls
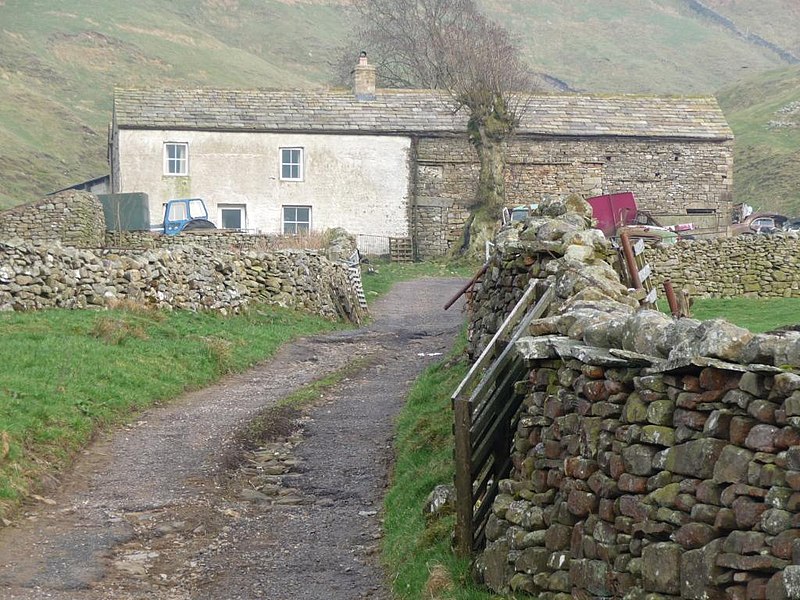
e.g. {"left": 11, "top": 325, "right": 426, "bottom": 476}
{"left": 355, "top": 234, "right": 391, "bottom": 258}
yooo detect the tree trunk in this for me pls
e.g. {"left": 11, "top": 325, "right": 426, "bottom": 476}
{"left": 471, "top": 123, "right": 507, "bottom": 218}
{"left": 452, "top": 98, "right": 513, "bottom": 258}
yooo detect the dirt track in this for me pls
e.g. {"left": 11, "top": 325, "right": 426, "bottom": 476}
{"left": 0, "top": 277, "right": 466, "bottom": 600}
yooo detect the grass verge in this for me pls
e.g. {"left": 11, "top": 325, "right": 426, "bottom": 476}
{"left": 383, "top": 330, "right": 507, "bottom": 600}
{"left": 0, "top": 304, "right": 342, "bottom": 520}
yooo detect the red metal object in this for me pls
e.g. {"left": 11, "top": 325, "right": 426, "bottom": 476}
{"left": 444, "top": 263, "right": 487, "bottom": 310}
{"left": 586, "top": 192, "right": 637, "bottom": 238}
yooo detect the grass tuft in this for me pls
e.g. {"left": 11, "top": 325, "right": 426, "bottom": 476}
{"left": 424, "top": 563, "right": 455, "bottom": 599}
{"left": 91, "top": 316, "right": 148, "bottom": 344}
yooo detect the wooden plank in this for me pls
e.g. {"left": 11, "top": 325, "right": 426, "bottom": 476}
{"left": 471, "top": 458, "right": 496, "bottom": 504}
{"left": 451, "top": 280, "right": 539, "bottom": 404}
{"left": 453, "top": 396, "right": 474, "bottom": 557}
{"left": 452, "top": 284, "right": 554, "bottom": 556}
{"left": 470, "top": 368, "right": 527, "bottom": 477}
{"left": 470, "top": 359, "right": 527, "bottom": 443}
{"left": 638, "top": 263, "right": 652, "bottom": 282}
{"left": 465, "top": 286, "right": 555, "bottom": 410}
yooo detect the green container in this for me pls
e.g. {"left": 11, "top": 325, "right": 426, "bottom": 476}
{"left": 98, "top": 193, "right": 151, "bottom": 231}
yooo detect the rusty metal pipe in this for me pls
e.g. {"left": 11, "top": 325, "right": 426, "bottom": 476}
{"left": 444, "top": 263, "right": 488, "bottom": 310}
{"left": 619, "top": 231, "right": 642, "bottom": 289}
{"left": 664, "top": 279, "right": 680, "bottom": 317}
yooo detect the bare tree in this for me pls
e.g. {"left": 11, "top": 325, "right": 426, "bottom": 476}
{"left": 341, "top": 0, "right": 534, "bottom": 254}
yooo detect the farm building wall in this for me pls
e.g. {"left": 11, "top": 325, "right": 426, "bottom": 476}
{"left": 413, "top": 136, "right": 733, "bottom": 258}
{"left": 115, "top": 129, "right": 413, "bottom": 245}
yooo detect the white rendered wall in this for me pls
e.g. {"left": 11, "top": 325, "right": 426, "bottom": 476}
{"left": 116, "top": 130, "right": 413, "bottom": 238}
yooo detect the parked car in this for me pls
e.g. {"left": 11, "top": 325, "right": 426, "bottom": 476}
{"left": 729, "top": 211, "right": 789, "bottom": 236}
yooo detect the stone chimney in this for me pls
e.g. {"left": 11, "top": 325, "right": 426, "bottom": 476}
{"left": 353, "top": 51, "right": 376, "bottom": 101}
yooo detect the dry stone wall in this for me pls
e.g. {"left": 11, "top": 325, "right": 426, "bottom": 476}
{"left": 0, "top": 191, "right": 106, "bottom": 247}
{"left": 106, "top": 229, "right": 274, "bottom": 253}
{"left": 0, "top": 193, "right": 365, "bottom": 322}
{"left": 467, "top": 199, "right": 800, "bottom": 599}
{"left": 0, "top": 240, "right": 364, "bottom": 322}
{"left": 645, "top": 235, "right": 800, "bottom": 298}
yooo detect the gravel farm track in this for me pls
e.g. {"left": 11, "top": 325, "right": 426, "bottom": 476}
{"left": 0, "top": 277, "right": 466, "bottom": 600}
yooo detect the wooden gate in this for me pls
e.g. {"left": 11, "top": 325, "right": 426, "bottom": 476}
{"left": 452, "top": 282, "right": 554, "bottom": 555}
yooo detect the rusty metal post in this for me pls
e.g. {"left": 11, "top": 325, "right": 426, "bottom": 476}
{"left": 619, "top": 231, "right": 642, "bottom": 289}
{"left": 664, "top": 279, "right": 681, "bottom": 317}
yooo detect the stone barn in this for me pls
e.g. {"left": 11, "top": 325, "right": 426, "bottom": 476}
{"left": 109, "top": 56, "right": 733, "bottom": 257}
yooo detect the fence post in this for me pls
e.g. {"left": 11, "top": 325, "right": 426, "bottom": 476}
{"left": 453, "top": 395, "right": 473, "bottom": 556}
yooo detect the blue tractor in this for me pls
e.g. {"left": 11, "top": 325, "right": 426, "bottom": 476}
{"left": 162, "top": 198, "right": 216, "bottom": 235}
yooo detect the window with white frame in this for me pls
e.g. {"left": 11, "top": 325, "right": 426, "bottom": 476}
{"left": 282, "top": 205, "right": 311, "bottom": 235}
{"left": 164, "top": 142, "right": 188, "bottom": 175}
{"left": 219, "top": 204, "right": 246, "bottom": 230}
{"left": 280, "top": 147, "right": 303, "bottom": 181}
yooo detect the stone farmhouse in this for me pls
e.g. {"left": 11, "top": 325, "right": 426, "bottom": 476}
{"left": 109, "top": 57, "right": 734, "bottom": 257}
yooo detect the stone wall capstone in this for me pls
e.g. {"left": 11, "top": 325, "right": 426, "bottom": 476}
{"left": 466, "top": 199, "right": 800, "bottom": 599}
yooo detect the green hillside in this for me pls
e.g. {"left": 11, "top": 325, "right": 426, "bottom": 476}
{"left": 717, "top": 64, "right": 800, "bottom": 215}
{"left": 0, "top": 0, "right": 798, "bottom": 214}
{"left": 485, "top": 0, "right": 789, "bottom": 94}
{"left": 0, "top": 0, "right": 349, "bottom": 208}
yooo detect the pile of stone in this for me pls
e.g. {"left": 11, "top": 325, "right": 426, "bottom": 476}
{"left": 466, "top": 195, "right": 800, "bottom": 599}
{"left": 468, "top": 194, "right": 634, "bottom": 359}
{"left": 0, "top": 240, "right": 365, "bottom": 323}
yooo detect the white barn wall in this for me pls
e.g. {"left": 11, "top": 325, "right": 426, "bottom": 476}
{"left": 116, "top": 130, "right": 412, "bottom": 238}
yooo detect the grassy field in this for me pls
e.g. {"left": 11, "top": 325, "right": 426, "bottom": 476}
{"left": 690, "top": 296, "right": 800, "bottom": 333}
{"left": 0, "top": 304, "right": 343, "bottom": 520}
{"left": 382, "top": 295, "right": 800, "bottom": 598}
{"left": 717, "top": 64, "right": 800, "bottom": 216}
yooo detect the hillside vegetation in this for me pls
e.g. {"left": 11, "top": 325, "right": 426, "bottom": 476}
{"left": 717, "top": 64, "right": 800, "bottom": 215}
{"left": 0, "top": 0, "right": 798, "bottom": 214}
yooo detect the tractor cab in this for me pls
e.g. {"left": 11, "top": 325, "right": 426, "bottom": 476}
{"left": 162, "top": 198, "right": 216, "bottom": 235}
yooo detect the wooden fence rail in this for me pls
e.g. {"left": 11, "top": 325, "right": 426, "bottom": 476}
{"left": 452, "top": 282, "right": 555, "bottom": 556}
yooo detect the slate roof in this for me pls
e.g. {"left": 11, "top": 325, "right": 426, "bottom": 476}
{"left": 113, "top": 88, "right": 733, "bottom": 140}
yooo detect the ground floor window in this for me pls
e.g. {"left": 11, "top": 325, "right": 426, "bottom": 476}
{"left": 283, "top": 205, "right": 311, "bottom": 235}
{"left": 219, "top": 204, "right": 246, "bottom": 230}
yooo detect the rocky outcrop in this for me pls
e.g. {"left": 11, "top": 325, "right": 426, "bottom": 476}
{"left": 468, "top": 197, "right": 800, "bottom": 599}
